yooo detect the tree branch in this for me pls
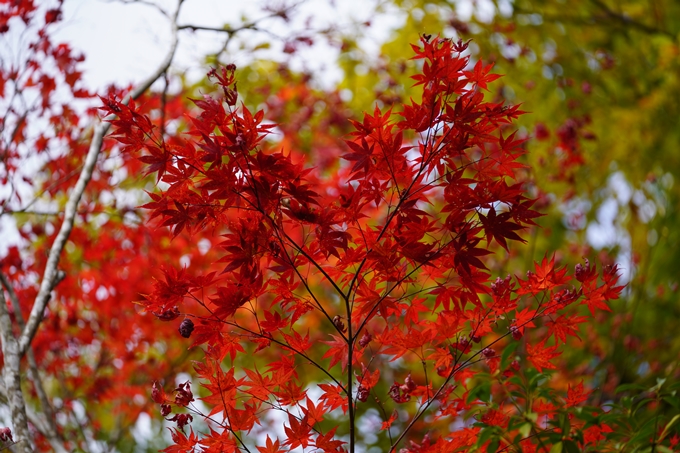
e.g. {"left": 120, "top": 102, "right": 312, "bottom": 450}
{"left": 17, "top": 0, "right": 185, "bottom": 358}
{"left": 589, "top": 0, "right": 674, "bottom": 38}
{"left": 0, "top": 1, "right": 185, "bottom": 450}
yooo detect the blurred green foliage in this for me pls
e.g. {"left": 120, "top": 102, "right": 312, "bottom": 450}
{"left": 177, "top": 0, "right": 680, "bottom": 449}
{"left": 325, "top": 0, "right": 680, "bottom": 400}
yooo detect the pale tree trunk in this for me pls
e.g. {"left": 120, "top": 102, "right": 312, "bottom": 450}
{"left": 0, "top": 290, "right": 31, "bottom": 453}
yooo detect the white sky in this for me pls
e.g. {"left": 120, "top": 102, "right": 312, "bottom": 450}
{"left": 54, "top": 0, "right": 404, "bottom": 92}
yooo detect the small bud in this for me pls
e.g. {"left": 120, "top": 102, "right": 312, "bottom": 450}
{"left": 359, "top": 331, "right": 372, "bottom": 348}
{"left": 168, "top": 413, "right": 193, "bottom": 430}
{"left": 174, "top": 381, "right": 194, "bottom": 406}
{"left": 482, "top": 347, "right": 495, "bottom": 358}
{"left": 357, "top": 385, "right": 369, "bottom": 402}
{"left": 332, "top": 315, "right": 346, "bottom": 333}
{"left": 151, "top": 381, "right": 165, "bottom": 404}
{"left": 179, "top": 319, "right": 194, "bottom": 338}
{"left": 509, "top": 325, "right": 522, "bottom": 340}
{"left": 575, "top": 259, "right": 590, "bottom": 282}
{"left": 0, "top": 427, "right": 12, "bottom": 442}
{"left": 404, "top": 373, "right": 417, "bottom": 392}
{"left": 155, "top": 306, "right": 180, "bottom": 321}
{"left": 161, "top": 404, "right": 172, "bottom": 417}
{"left": 45, "top": 9, "right": 62, "bottom": 24}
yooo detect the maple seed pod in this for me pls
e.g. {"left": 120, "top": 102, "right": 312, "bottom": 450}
{"left": 155, "top": 306, "right": 180, "bottom": 321}
{"left": 575, "top": 259, "right": 590, "bottom": 282}
{"left": 0, "top": 427, "right": 12, "bottom": 442}
{"left": 179, "top": 319, "right": 194, "bottom": 338}
{"left": 151, "top": 381, "right": 165, "bottom": 404}
{"left": 404, "top": 373, "right": 417, "bottom": 392}
{"left": 359, "top": 331, "right": 372, "bottom": 348}
{"left": 509, "top": 325, "right": 523, "bottom": 340}
{"left": 168, "top": 413, "right": 193, "bottom": 430}
{"left": 174, "top": 381, "right": 194, "bottom": 406}
{"left": 332, "top": 315, "right": 346, "bottom": 333}
{"left": 357, "top": 385, "right": 369, "bottom": 402}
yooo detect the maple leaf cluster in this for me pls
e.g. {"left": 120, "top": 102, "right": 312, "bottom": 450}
{"left": 0, "top": 1, "right": 219, "bottom": 449}
{"left": 105, "top": 36, "right": 625, "bottom": 452}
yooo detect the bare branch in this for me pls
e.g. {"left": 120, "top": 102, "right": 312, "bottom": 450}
{"left": 177, "top": 1, "right": 301, "bottom": 37}
{"left": 178, "top": 23, "right": 255, "bottom": 34}
{"left": 17, "top": 0, "right": 185, "bottom": 358}
{"left": 589, "top": 0, "right": 674, "bottom": 37}
{"left": 102, "top": 0, "right": 170, "bottom": 18}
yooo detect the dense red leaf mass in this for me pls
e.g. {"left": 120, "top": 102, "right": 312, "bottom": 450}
{"left": 103, "top": 36, "right": 626, "bottom": 452}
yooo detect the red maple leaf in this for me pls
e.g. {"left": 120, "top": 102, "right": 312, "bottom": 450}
{"left": 381, "top": 410, "right": 398, "bottom": 431}
{"left": 257, "top": 435, "right": 286, "bottom": 453}
{"left": 463, "top": 60, "right": 503, "bottom": 91}
{"left": 302, "top": 396, "right": 326, "bottom": 426}
{"left": 512, "top": 306, "right": 537, "bottom": 334}
{"left": 479, "top": 206, "right": 526, "bottom": 251}
{"left": 565, "top": 381, "right": 592, "bottom": 408}
{"left": 283, "top": 413, "right": 312, "bottom": 449}
{"left": 547, "top": 314, "right": 588, "bottom": 344}
{"left": 518, "top": 255, "right": 569, "bottom": 295}
{"left": 162, "top": 428, "right": 199, "bottom": 453}
{"left": 321, "top": 334, "right": 349, "bottom": 370}
{"left": 314, "top": 427, "right": 346, "bottom": 452}
{"left": 526, "top": 339, "right": 561, "bottom": 373}
{"left": 319, "top": 384, "right": 348, "bottom": 413}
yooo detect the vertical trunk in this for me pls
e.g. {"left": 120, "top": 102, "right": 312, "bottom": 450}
{"left": 2, "top": 340, "right": 32, "bottom": 453}
{"left": 0, "top": 291, "right": 32, "bottom": 452}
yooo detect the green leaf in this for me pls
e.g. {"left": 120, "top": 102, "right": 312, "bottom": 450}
{"left": 563, "top": 440, "right": 581, "bottom": 453}
{"left": 549, "top": 441, "right": 563, "bottom": 453}
{"left": 525, "top": 412, "right": 538, "bottom": 423}
{"left": 486, "top": 439, "right": 500, "bottom": 453}
{"left": 656, "top": 446, "right": 675, "bottom": 453}
{"left": 662, "top": 396, "right": 680, "bottom": 409}
{"left": 658, "top": 414, "right": 680, "bottom": 442}
{"left": 615, "top": 383, "right": 646, "bottom": 394}
{"left": 501, "top": 339, "right": 520, "bottom": 368}
{"left": 477, "top": 426, "right": 497, "bottom": 446}
{"left": 519, "top": 422, "right": 532, "bottom": 439}
{"left": 650, "top": 378, "right": 668, "bottom": 393}
{"left": 252, "top": 42, "right": 271, "bottom": 51}
{"left": 467, "top": 381, "right": 492, "bottom": 404}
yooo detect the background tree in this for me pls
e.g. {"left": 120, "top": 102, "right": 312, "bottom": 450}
{"left": 328, "top": 0, "right": 680, "bottom": 436}
{"left": 0, "top": 0, "right": 314, "bottom": 450}
{"left": 106, "top": 35, "right": 630, "bottom": 452}
{"left": 1, "top": 0, "right": 679, "bottom": 452}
